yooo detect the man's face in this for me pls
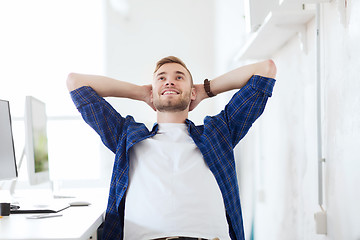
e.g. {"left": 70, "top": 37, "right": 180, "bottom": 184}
{"left": 151, "top": 63, "right": 195, "bottom": 112}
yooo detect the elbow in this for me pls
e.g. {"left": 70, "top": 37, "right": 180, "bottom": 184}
{"left": 264, "top": 59, "right": 277, "bottom": 79}
{"left": 66, "top": 72, "right": 81, "bottom": 92}
{"left": 254, "top": 59, "right": 277, "bottom": 79}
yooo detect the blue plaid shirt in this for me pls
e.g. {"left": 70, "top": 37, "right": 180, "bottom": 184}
{"left": 70, "top": 75, "right": 275, "bottom": 240}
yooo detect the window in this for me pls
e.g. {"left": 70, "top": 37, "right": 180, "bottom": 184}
{"left": 0, "top": 0, "right": 106, "bottom": 185}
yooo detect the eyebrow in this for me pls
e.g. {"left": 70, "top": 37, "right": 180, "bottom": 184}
{"left": 156, "top": 71, "right": 186, "bottom": 77}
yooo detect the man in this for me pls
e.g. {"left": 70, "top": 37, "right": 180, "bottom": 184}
{"left": 67, "top": 56, "right": 276, "bottom": 240}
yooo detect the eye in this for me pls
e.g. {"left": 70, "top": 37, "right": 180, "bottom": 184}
{"left": 158, "top": 77, "right": 165, "bottom": 81}
{"left": 176, "top": 76, "right": 183, "bottom": 80}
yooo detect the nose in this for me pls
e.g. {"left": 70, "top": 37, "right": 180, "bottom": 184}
{"left": 165, "top": 80, "right": 175, "bottom": 86}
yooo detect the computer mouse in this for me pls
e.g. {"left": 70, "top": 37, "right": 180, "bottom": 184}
{"left": 69, "top": 201, "right": 91, "bottom": 206}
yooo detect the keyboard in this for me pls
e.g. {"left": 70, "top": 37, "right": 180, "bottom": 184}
{"left": 10, "top": 202, "right": 70, "bottom": 214}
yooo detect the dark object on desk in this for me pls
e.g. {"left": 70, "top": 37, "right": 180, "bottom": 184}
{"left": 10, "top": 204, "right": 20, "bottom": 211}
{"left": 10, "top": 202, "right": 70, "bottom": 214}
{"left": 0, "top": 202, "right": 11, "bottom": 216}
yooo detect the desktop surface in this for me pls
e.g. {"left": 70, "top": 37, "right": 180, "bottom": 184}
{"left": 0, "top": 188, "right": 107, "bottom": 240}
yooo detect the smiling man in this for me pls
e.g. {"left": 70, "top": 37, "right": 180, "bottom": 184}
{"left": 152, "top": 63, "right": 195, "bottom": 114}
{"left": 67, "top": 56, "right": 276, "bottom": 240}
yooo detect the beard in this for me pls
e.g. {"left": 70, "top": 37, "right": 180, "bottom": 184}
{"left": 153, "top": 91, "right": 191, "bottom": 112}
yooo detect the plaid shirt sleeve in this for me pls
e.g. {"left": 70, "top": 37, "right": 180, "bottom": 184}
{"left": 198, "top": 75, "right": 275, "bottom": 239}
{"left": 222, "top": 75, "right": 276, "bottom": 147}
{"left": 69, "top": 86, "right": 125, "bottom": 153}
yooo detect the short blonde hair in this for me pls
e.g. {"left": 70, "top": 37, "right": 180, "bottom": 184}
{"left": 154, "top": 56, "right": 193, "bottom": 85}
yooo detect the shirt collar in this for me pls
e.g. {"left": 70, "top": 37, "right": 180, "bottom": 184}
{"left": 152, "top": 119, "right": 195, "bottom": 134}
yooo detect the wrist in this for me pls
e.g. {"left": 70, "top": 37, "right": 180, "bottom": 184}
{"left": 196, "top": 84, "right": 209, "bottom": 101}
{"left": 203, "top": 79, "right": 216, "bottom": 97}
{"left": 139, "top": 84, "right": 152, "bottom": 102}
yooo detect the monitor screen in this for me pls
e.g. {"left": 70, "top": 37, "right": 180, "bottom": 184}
{"left": 25, "top": 96, "right": 49, "bottom": 185}
{"left": 0, "top": 100, "right": 18, "bottom": 181}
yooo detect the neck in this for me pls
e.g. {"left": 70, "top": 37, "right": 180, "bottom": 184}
{"left": 156, "top": 110, "right": 188, "bottom": 123}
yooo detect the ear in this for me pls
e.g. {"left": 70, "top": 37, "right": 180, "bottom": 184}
{"left": 191, "top": 86, "right": 196, "bottom": 101}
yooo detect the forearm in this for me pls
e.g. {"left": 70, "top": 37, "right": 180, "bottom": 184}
{"left": 210, "top": 59, "right": 276, "bottom": 96}
{"left": 190, "top": 60, "right": 276, "bottom": 110}
{"left": 66, "top": 73, "right": 146, "bottom": 101}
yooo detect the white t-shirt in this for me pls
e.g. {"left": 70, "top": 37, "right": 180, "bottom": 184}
{"left": 124, "top": 123, "right": 230, "bottom": 240}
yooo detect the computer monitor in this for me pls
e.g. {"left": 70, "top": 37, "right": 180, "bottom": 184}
{"left": 24, "top": 96, "right": 49, "bottom": 185}
{"left": 0, "top": 100, "right": 18, "bottom": 181}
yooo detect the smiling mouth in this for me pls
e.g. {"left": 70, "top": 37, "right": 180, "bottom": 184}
{"left": 161, "top": 89, "right": 180, "bottom": 95}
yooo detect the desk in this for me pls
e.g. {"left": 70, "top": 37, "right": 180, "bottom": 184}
{"left": 0, "top": 189, "right": 107, "bottom": 240}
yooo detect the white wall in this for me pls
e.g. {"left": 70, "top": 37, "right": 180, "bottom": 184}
{"left": 322, "top": 1, "right": 360, "bottom": 239}
{"left": 223, "top": 0, "right": 360, "bottom": 239}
